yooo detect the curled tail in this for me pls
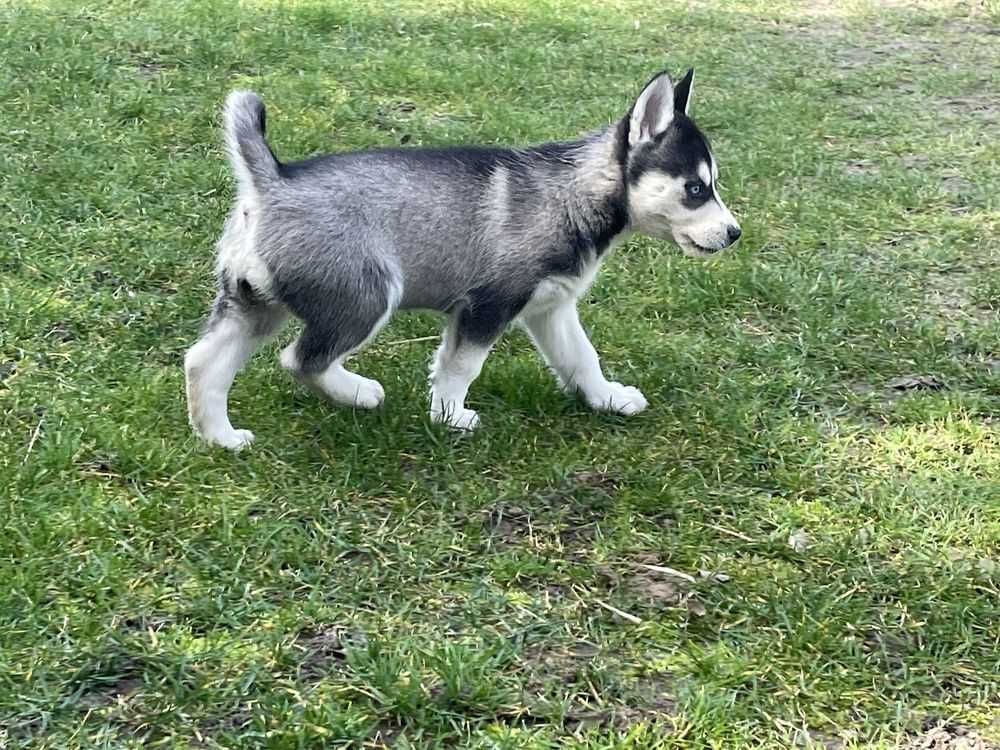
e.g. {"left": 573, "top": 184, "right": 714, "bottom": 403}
{"left": 223, "top": 90, "right": 280, "bottom": 194}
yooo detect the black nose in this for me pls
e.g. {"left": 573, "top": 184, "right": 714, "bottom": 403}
{"left": 727, "top": 225, "right": 742, "bottom": 244}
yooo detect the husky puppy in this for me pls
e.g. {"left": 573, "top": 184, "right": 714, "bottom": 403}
{"left": 185, "top": 69, "right": 741, "bottom": 449}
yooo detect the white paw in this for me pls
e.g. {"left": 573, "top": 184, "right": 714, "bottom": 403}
{"left": 311, "top": 365, "right": 386, "bottom": 409}
{"left": 279, "top": 343, "right": 298, "bottom": 372}
{"left": 206, "top": 428, "right": 256, "bottom": 451}
{"left": 587, "top": 382, "right": 648, "bottom": 416}
{"left": 432, "top": 407, "right": 481, "bottom": 431}
{"left": 350, "top": 378, "right": 385, "bottom": 409}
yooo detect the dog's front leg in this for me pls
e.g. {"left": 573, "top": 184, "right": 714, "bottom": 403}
{"left": 522, "top": 303, "right": 647, "bottom": 415}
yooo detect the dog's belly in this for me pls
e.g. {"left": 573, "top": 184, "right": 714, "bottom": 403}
{"left": 396, "top": 267, "right": 472, "bottom": 312}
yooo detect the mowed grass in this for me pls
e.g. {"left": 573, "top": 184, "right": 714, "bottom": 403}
{"left": 1, "top": 0, "right": 999, "bottom": 747}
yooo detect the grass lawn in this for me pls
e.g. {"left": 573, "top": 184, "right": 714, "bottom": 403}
{"left": 2, "top": 0, "right": 999, "bottom": 747}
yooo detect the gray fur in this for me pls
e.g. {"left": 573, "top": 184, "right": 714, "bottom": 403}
{"left": 185, "top": 73, "right": 741, "bottom": 448}
{"left": 216, "top": 92, "right": 633, "bottom": 370}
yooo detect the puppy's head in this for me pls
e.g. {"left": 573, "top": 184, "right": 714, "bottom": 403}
{"left": 624, "top": 69, "right": 741, "bottom": 257}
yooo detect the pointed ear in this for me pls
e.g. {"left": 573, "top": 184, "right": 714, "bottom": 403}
{"left": 674, "top": 68, "right": 694, "bottom": 115}
{"left": 629, "top": 72, "right": 675, "bottom": 147}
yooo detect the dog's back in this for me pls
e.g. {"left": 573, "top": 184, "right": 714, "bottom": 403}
{"left": 254, "top": 147, "right": 500, "bottom": 312}
{"left": 222, "top": 91, "right": 628, "bottom": 314}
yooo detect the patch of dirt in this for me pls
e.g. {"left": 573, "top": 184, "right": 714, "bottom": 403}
{"left": 980, "top": 356, "right": 1000, "bottom": 374}
{"left": 481, "top": 469, "right": 620, "bottom": 550}
{"left": 91, "top": 267, "right": 130, "bottom": 292}
{"left": 887, "top": 374, "right": 946, "bottom": 392}
{"left": 134, "top": 61, "right": 166, "bottom": 79}
{"left": 937, "top": 170, "right": 983, "bottom": 212}
{"left": 629, "top": 573, "right": 682, "bottom": 606}
{"left": 845, "top": 159, "right": 881, "bottom": 176}
{"left": 922, "top": 270, "right": 997, "bottom": 329}
{"left": 294, "top": 626, "right": 366, "bottom": 678}
{"left": 847, "top": 374, "right": 948, "bottom": 404}
{"left": 861, "top": 627, "right": 913, "bottom": 670}
{"left": 736, "top": 315, "right": 779, "bottom": 342}
{"left": 372, "top": 100, "right": 420, "bottom": 131}
{"left": 198, "top": 707, "right": 255, "bottom": 738}
{"left": 515, "top": 642, "right": 677, "bottom": 731}
{"left": 940, "top": 174, "right": 975, "bottom": 196}
{"left": 559, "top": 698, "right": 677, "bottom": 731}
{"left": 69, "top": 652, "right": 146, "bottom": 714}
{"left": 368, "top": 721, "right": 404, "bottom": 748}
{"left": 631, "top": 674, "right": 677, "bottom": 710}
{"left": 904, "top": 720, "right": 1000, "bottom": 750}
{"left": 122, "top": 46, "right": 175, "bottom": 80}
{"left": 783, "top": 6, "right": 998, "bottom": 75}
{"left": 78, "top": 454, "right": 122, "bottom": 480}
{"left": 45, "top": 322, "right": 76, "bottom": 342}
{"left": 944, "top": 96, "right": 1000, "bottom": 123}
{"left": 571, "top": 675, "right": 678, "bottom": 730}
{"left": 902, "top": 153, "right": 930, "bottom": 169}
{"left": 519, "top": 640, "right": 602, "bottom": 687}
{"left": 482, "top": 502, "right": 534, "bottom": 545}
{"left": 78, "top": 676, "right": 143, "bottom": 709}
{"left": 114, "top": 613, "right": 173, "bottom": 633}
{"left": 569, "top": 468, "right": 621, "bottom": 493}
{"left": 597, "top": 555, "right": 709, "bottom": 618}
{"left": 515, "top": 641, "right": 606, "bottom": 725}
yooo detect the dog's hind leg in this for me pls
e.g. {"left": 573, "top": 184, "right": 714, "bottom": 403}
{"left": 185, "top": 289, "right": 288, "bottom": 450}
{"left": 429, "top": 293, "right": 515, "bottom": 431}
{"left": 280, "top": 328, "right": 388, "bottom": 410}
{"left": 278, "top": 270, "right": 400, "bottom": 409}
{"left": 429, "top": 335, "right": 491, "bottom": 430}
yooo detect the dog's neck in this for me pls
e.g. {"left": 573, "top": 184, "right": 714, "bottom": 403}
{"left": 562, "top": 120, "right": 632, "bottom": 257}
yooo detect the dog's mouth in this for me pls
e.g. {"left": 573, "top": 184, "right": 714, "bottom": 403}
{"left": 691, "top": 240, "right": 721, "bottom": 254}
{"left": 678, "top": 235, "right": 724, "bottom": 257}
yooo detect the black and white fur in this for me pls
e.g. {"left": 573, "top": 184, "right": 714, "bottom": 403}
{"left": 184, "top": 69, "right": 741, "bottom": 449}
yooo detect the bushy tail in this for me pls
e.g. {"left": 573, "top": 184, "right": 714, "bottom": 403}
{"left": 223, "top": 90, "right": 280, "bottom": 194}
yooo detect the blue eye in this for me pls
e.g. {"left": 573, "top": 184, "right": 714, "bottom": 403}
{"left": 686, "top": 182, "right": 706, "bottom": 197}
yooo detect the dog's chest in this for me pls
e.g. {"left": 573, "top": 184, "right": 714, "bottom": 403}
{"left": 519, "top": 259, "right": 603, "bottom": 318}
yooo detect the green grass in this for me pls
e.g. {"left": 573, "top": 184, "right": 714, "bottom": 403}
{"left": 2, "top": 0, "right": 999, "bottom": 747}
